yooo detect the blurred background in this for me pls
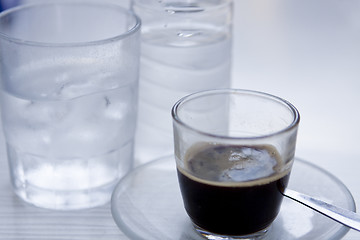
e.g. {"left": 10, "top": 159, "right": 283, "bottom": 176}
{"left": 0, "top": 0, "right": 359, "bottom": 238}
{"left": 232, "top": 2, "right": 360, "bottom": 239}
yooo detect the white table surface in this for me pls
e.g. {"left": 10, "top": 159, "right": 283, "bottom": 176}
{"left": 0, "top": 0, "right": 359, "bottom": 239}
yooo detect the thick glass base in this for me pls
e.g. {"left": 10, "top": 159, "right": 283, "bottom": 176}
{"left": 193, "top": 223, "right": 270, "bottom": 240}
{"left": 13, "top": 180, "right": 117, "bottom": 210}
{"left": 6, "top": 143, "right": 133, "bottom": 210}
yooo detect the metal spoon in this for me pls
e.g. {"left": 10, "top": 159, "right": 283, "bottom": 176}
{"left": 283, "top": 188, "right": 360, "bottom": 232}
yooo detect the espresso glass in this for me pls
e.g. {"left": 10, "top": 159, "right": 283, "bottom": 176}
{"left": 172, "top": 89, "right": 300, "bottom": 239}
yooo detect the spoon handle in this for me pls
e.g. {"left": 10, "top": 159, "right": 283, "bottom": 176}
{"left": 283, "top": 189, "right": 360, "bottom": 232}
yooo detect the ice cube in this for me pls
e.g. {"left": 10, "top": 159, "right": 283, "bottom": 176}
{"left": 103, "top": 87, "right": 134, "bottom": 121}
{"left": 56, "top": 71, "right": 123, "bottom": 100}
{"left": 23, "top": 101, "right": 69, "bottom": 126}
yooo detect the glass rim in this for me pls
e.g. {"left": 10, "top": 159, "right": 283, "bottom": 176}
{"left": 0, "top": 1, "right": 141, "bottom": 47}
{"left": 171, "top": 88, "right": 300, "bottom": 140}
{"left": 132, "top": 0, "right": 233, "bottom": 13}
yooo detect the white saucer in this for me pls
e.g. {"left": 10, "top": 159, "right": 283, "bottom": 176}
{"left": 111, "top": 156, "right": 355, "bottom": 240}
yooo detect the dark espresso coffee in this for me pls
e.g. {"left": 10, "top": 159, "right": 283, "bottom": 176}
{"left": 177, "top": 143, "right": 290, "bottom": 236}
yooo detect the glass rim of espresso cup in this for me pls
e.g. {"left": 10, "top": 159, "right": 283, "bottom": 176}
{"left": 172, "top": 88, "right": 300, "bottom": 140}
{"left": 0, "top": 1, "right": 141, "bottom": 47}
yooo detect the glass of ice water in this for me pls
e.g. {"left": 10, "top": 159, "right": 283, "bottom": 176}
{"left": 132, "top": 0, "right": 233, "bottom": 165}
{"left": 0, "top": 2, "right": 141, "bottom": 210}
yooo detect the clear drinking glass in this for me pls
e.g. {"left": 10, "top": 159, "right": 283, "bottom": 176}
{"left": 0, "top": 2, "right": 141, "bottom": 210}
{"left": 132, "top": 0, "right": 233, "bottom": 165}
{"left": 172, "top": 89, "right": 300, "bottom": 239}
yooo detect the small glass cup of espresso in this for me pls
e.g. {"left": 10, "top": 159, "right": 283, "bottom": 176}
{"left": 172, "top": 89, "right": 300, "bottom": 239}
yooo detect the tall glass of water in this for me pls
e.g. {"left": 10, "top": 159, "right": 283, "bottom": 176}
{"left": 132, "top": 0, "right": 233, "bottom": 164}
{"left": 0, "top": 2, "right": 141, "bottom": 210}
